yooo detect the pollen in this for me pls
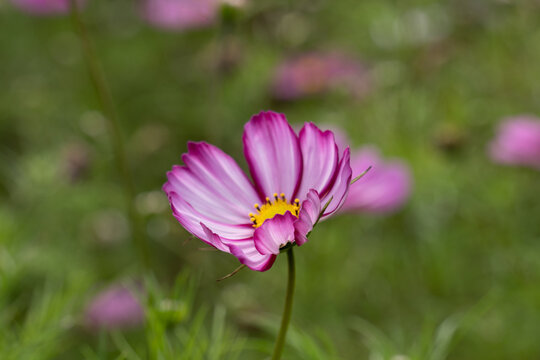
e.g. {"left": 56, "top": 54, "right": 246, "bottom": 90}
{"left": 249, "top": 193, "right": 300, "bottom": 228}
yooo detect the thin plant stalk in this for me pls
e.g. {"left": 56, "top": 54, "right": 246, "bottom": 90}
{"left": 272, "top": 247, "right": 295, "bottom": 360}
{"left": 69, "top": 0, "right": 150, "bottom": 269}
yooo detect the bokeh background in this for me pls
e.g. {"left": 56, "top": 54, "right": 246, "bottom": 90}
{"left": 2, "top": 0, "right": 540, "bottom": 358}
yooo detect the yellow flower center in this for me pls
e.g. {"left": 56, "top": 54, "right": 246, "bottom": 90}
{"left": 249, "top": 193, "right": 300, "bottom": 228}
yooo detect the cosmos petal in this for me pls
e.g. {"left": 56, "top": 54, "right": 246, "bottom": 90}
{"left": 228, "top": 240, "right": 277, "bottom": 271}
{"left": 295, "top": 123, "right": 339, "bottom": 200}
{"left": 200, "top": 221, "right": 276, "bottom": 272}
{"left": 164, "top": 142, "right": 259, "bottom": 225}
{"left": 166, "top": 192, "right": 254, "bottom": 241}
{"left": 168, "top": 191, "right": 278, "bottom": 271}
{"left": 253, "top": 212, "right": 296, "bottom": 255}
{"left": 243, "top": 111, "right": 303, "bottom": 200}
{"left": 320, "top": 148, "right": 352, "bottom": 218}
{"left": 201, "top": 222, "right": 276, "bottom": 271}
{"left": 294, "top": 189, "right": 321, "bottom": 246}
{"left": 200, "top": 223, "right": 231, "bottom": 253}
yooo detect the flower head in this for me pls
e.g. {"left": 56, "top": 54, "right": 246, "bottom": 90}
{"left": 163, "top": 111, "right": 352, "bottom": 271}
{"left": 10, "top": 0, "right": 85, "bottom": 15}
{"left": 271, "top": 52, "right": 372, "bottom": 101}
{"left": 488, "top": 115, "right": 540, "bottom": 170}
{"left": 141, "top": 0, "right": 218, "bottom": 31}
{"left": 85, "top": 285, "right": 144, "bottom": 330}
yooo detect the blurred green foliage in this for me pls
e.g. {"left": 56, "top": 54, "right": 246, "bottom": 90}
{"left": 2, "top": 0, "right": 540, "bottom": 358}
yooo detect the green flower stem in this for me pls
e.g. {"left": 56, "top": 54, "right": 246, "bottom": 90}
{"left": 69, "top": 0, "right": 150, "bottom": 269}
{"left": 272, "top": 247, "right": 296, "bottom": 360}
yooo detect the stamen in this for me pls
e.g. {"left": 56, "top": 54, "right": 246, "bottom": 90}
{"left": 249, "top": 193, "right": 301, "bottom": 228}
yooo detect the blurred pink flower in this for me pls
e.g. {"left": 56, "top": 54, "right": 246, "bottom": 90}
{"left": 488, "top": 115, "right": 540, "bottom": 170}
{"left": 344, "top": 147, "right": 412, "bottom": 213}
{"left": 321, "top": 125, "right": 411, "bottom": 213}
{"left": 271, "top": 52, "right": 372, "bottom": 100}
{"left": 141, "top": 0, "right": 219, "bottom": 31}
{"left": 85, "top": 285, "right": 144, "bottom": 330}
{"left": 163, "top": 111, "right": 352, "bottom": 271}
{"left": 10, "top": 0, "right": 85, "bottom": 15}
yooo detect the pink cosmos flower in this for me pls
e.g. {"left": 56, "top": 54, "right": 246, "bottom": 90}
{"left": 271, "top": 52, "right": 372, "bottom": 101}
{"left": 488, "top": 115, "right": 540, "bottom": 170}
{"left": 85, "top": 285, "right": 144, "bottom": 330}
{"left": 10, "top": 0, "right": 85, "bottom": 15}
{"left": 163, "top": 111, "right": 352, "bottom": 271}
{"left": 141, "top": 0, "right": 218, "bottom": 31}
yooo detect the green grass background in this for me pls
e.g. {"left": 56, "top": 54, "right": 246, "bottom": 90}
{"left": 2, "top": 0, "right": 540, "bottom": 358}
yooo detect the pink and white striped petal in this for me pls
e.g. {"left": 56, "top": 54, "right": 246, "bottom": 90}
{"left": 294, "top": 189, "right": 321, "bottom": 246}
{"left": 228, "top": 240, "right": 277, "bottom": 271}
{"left": 201, "top": 223, "right": 231, "bottom": 253}
{"left": 253, "top": 212, "right": 296, "bottom": 255}
{"left": 243, "top": 111, "right": 303, "bottom": 201}
{"left": 319, "top": 148, "right": 352, "bottom": 218}
{"left": 294, "top": 123, "right": 339, "bottom": 201}
{"left": 166, "top": 192, "right": 254, "bottom": 242}
{"left": 200, "top": 224, "right": 276, "bottom": 271}
{"left": 164, "top": 142, "right": 259, "bottom": 226}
